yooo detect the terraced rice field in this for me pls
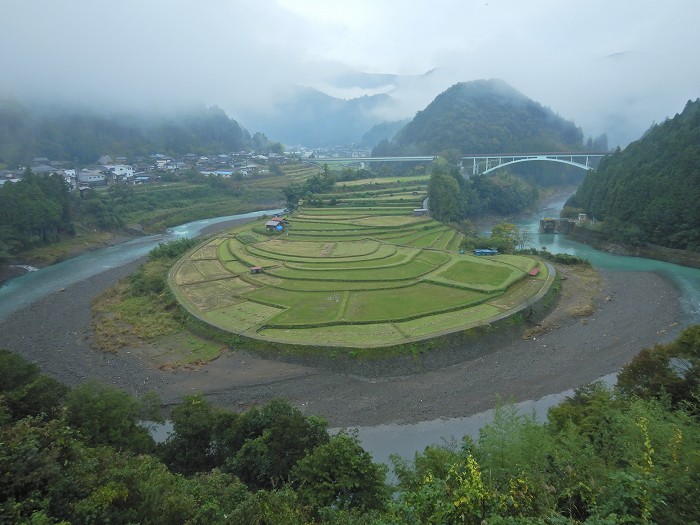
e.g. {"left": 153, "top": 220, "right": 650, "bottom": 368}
{"left": 169, "top": 204, "right": 551, "bottom": 348}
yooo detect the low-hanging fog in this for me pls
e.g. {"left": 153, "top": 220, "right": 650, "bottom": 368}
{"left": 2, "top": 0, "right": 699, "bottom": 148}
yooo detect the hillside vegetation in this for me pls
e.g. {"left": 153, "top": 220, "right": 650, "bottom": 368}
{"left": 0, "top": 100, "right": 255, "bottom": 166}
{"left": 566, "top": 99, "right": 700, "bottom": 251}
{"left": 2, "top": 325, "right": 699, "bottom": 523}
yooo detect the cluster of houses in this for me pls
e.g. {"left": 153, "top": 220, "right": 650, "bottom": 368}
{"left": 0, "top": 144, "right": 373, "bottom": 191}
{"left": 0, "top": 151, "right": 293, "bottom": 190}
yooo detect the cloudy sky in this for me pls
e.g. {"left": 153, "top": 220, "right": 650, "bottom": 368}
{"left": 2, "top": 0, "right": 699, "bottom": 146}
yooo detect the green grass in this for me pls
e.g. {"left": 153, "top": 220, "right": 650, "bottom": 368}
{"left": 343, "top": 283, "right": 487, "bottom": 322}
{"left": 249, "top": 289, "right": 345, "bottom": 324}
{"left": 438, "top": 259, "right": 518, "bottom": 287}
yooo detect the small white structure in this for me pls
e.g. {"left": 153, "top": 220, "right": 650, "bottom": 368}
{"left": 61, "top": 169, "right": 77, "bottom": 190}
{"left": 413, "top": 208, "right": 428, "bottom": 216}
{"left": 104, "top": 164, "right": 133, "bottom": 179}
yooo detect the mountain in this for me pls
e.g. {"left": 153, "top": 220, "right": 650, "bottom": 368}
{"left": 361, "top": 119, "right": 410, "bottom": 148}
{"left": 566, "top": 99, "right": 700, "bottom": 251}
{"left": 237, "top": 86, "right": 394, "bottom": 147}
{"left": 375, "top": 79, "right": 586, "bottom": 155}
{"left": 0, "top": 101, "right": 252, "bottom": 166}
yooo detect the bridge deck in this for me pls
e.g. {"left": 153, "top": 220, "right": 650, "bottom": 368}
{"left": 304, "top": 152, "right": 606, "bottom": 175}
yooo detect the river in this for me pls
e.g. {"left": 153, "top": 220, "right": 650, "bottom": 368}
{"left": 2, "top": 200, "right": 699, "bottom": 465}
{"left": 0, "top": 209, "right": 283, "bottom": 322}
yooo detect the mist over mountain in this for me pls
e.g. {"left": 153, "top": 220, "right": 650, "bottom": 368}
{"left": 236, "top": 86, "right": 395, "bottom": 148}
{"left": 235, "top": 67, "right": 461, "bottom": 148}
{"left": 374, "top": 79, "right": 590, "bottom": 156}
{"left": 0, "top": 101, "right": 252, "bottom": 166}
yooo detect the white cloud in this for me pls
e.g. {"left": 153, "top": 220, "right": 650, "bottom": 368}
{"left": 1, "top": 0, "right": 698, "bottom": 146}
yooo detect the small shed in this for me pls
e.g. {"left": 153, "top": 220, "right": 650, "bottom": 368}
{"left": 528, "top": 267, "right": 540, "bottom": 277}
{"left": 413, "top": 208, "right": 428, "bottom": 216}
{"left": 265, "top": 220, "right": 282, "bottom": 231}
{"left": 250, "top": 266, "right": 263, "bottom": 274}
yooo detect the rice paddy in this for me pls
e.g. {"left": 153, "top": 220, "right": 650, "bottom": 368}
{"left": 169, "top": 190, "right": 553, "bottom": 348}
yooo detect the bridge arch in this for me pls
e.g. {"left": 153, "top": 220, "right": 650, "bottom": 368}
{"left": 462, "top": 153, "right": 604, "bottom": 176}
{"left": 480, "top": 157, "right": 595, "bottom": 175}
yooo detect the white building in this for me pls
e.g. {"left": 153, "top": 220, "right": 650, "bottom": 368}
{"left": 62, "top": 169, "right": 77, "bottom": 190}
{"left": 78, "top": 169, "right": 106, "bottom": 185}
{"left": 103, "top": 164, "right": 134, "bottom": 179}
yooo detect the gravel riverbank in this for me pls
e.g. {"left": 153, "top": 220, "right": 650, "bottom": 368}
{"left": 0, "top": 260, "right": 683, "bottom": 427}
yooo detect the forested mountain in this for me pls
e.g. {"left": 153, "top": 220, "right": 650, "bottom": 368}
{"left": 374, "top": 79, "right": 588, "bottom": 155}
{"left": 0, "top": 101, "right": 252, "bottom": 166}
{"left": 566, "top": 98, "right": 700, "bottom": 251}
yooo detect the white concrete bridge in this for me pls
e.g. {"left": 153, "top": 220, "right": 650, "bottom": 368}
{"left": 461, "top": 153, "right": 605, "bottom": 175}
{"left": 305, "top": 152, "right": 606, "bottom": 175}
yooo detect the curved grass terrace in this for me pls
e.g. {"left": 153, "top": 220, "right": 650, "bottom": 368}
{"left": 169, "top": 204, "right": 553, "bottom": 349}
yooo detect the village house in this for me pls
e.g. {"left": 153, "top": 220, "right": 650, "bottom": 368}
{"left": 266, "top": 220, "right": 284, "bottom": 231}
{"left": 103, "top": 164, "right": 134, "bottom": 181}
{"left": 78, "top": 169, "right": 106, "bottom": 186}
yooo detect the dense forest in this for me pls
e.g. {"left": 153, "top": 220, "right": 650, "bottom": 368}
{"left": 0, "top": 101, "right": 253, "bottom": 166}
{"left": 372, "top": 80, "right": 606, "bottom": 156}
{"left": 0, "top": 170, "right": 74, "bottom": 259}
{"left": 565, "top": 99, "right": 700, "bottom": 251}
{"left": 1, "top": 322, "right": 699, "bottom": 524}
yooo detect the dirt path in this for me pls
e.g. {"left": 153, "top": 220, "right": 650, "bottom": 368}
{"left": 0, "top": 256, "right": 683, "bottom": 427}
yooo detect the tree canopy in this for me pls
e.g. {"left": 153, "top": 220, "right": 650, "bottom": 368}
{"left": 427, "top": 165, "right": 538, "bottom": 227}
{"left": 566, "top": 98, "right": 700, "bottom": 250}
